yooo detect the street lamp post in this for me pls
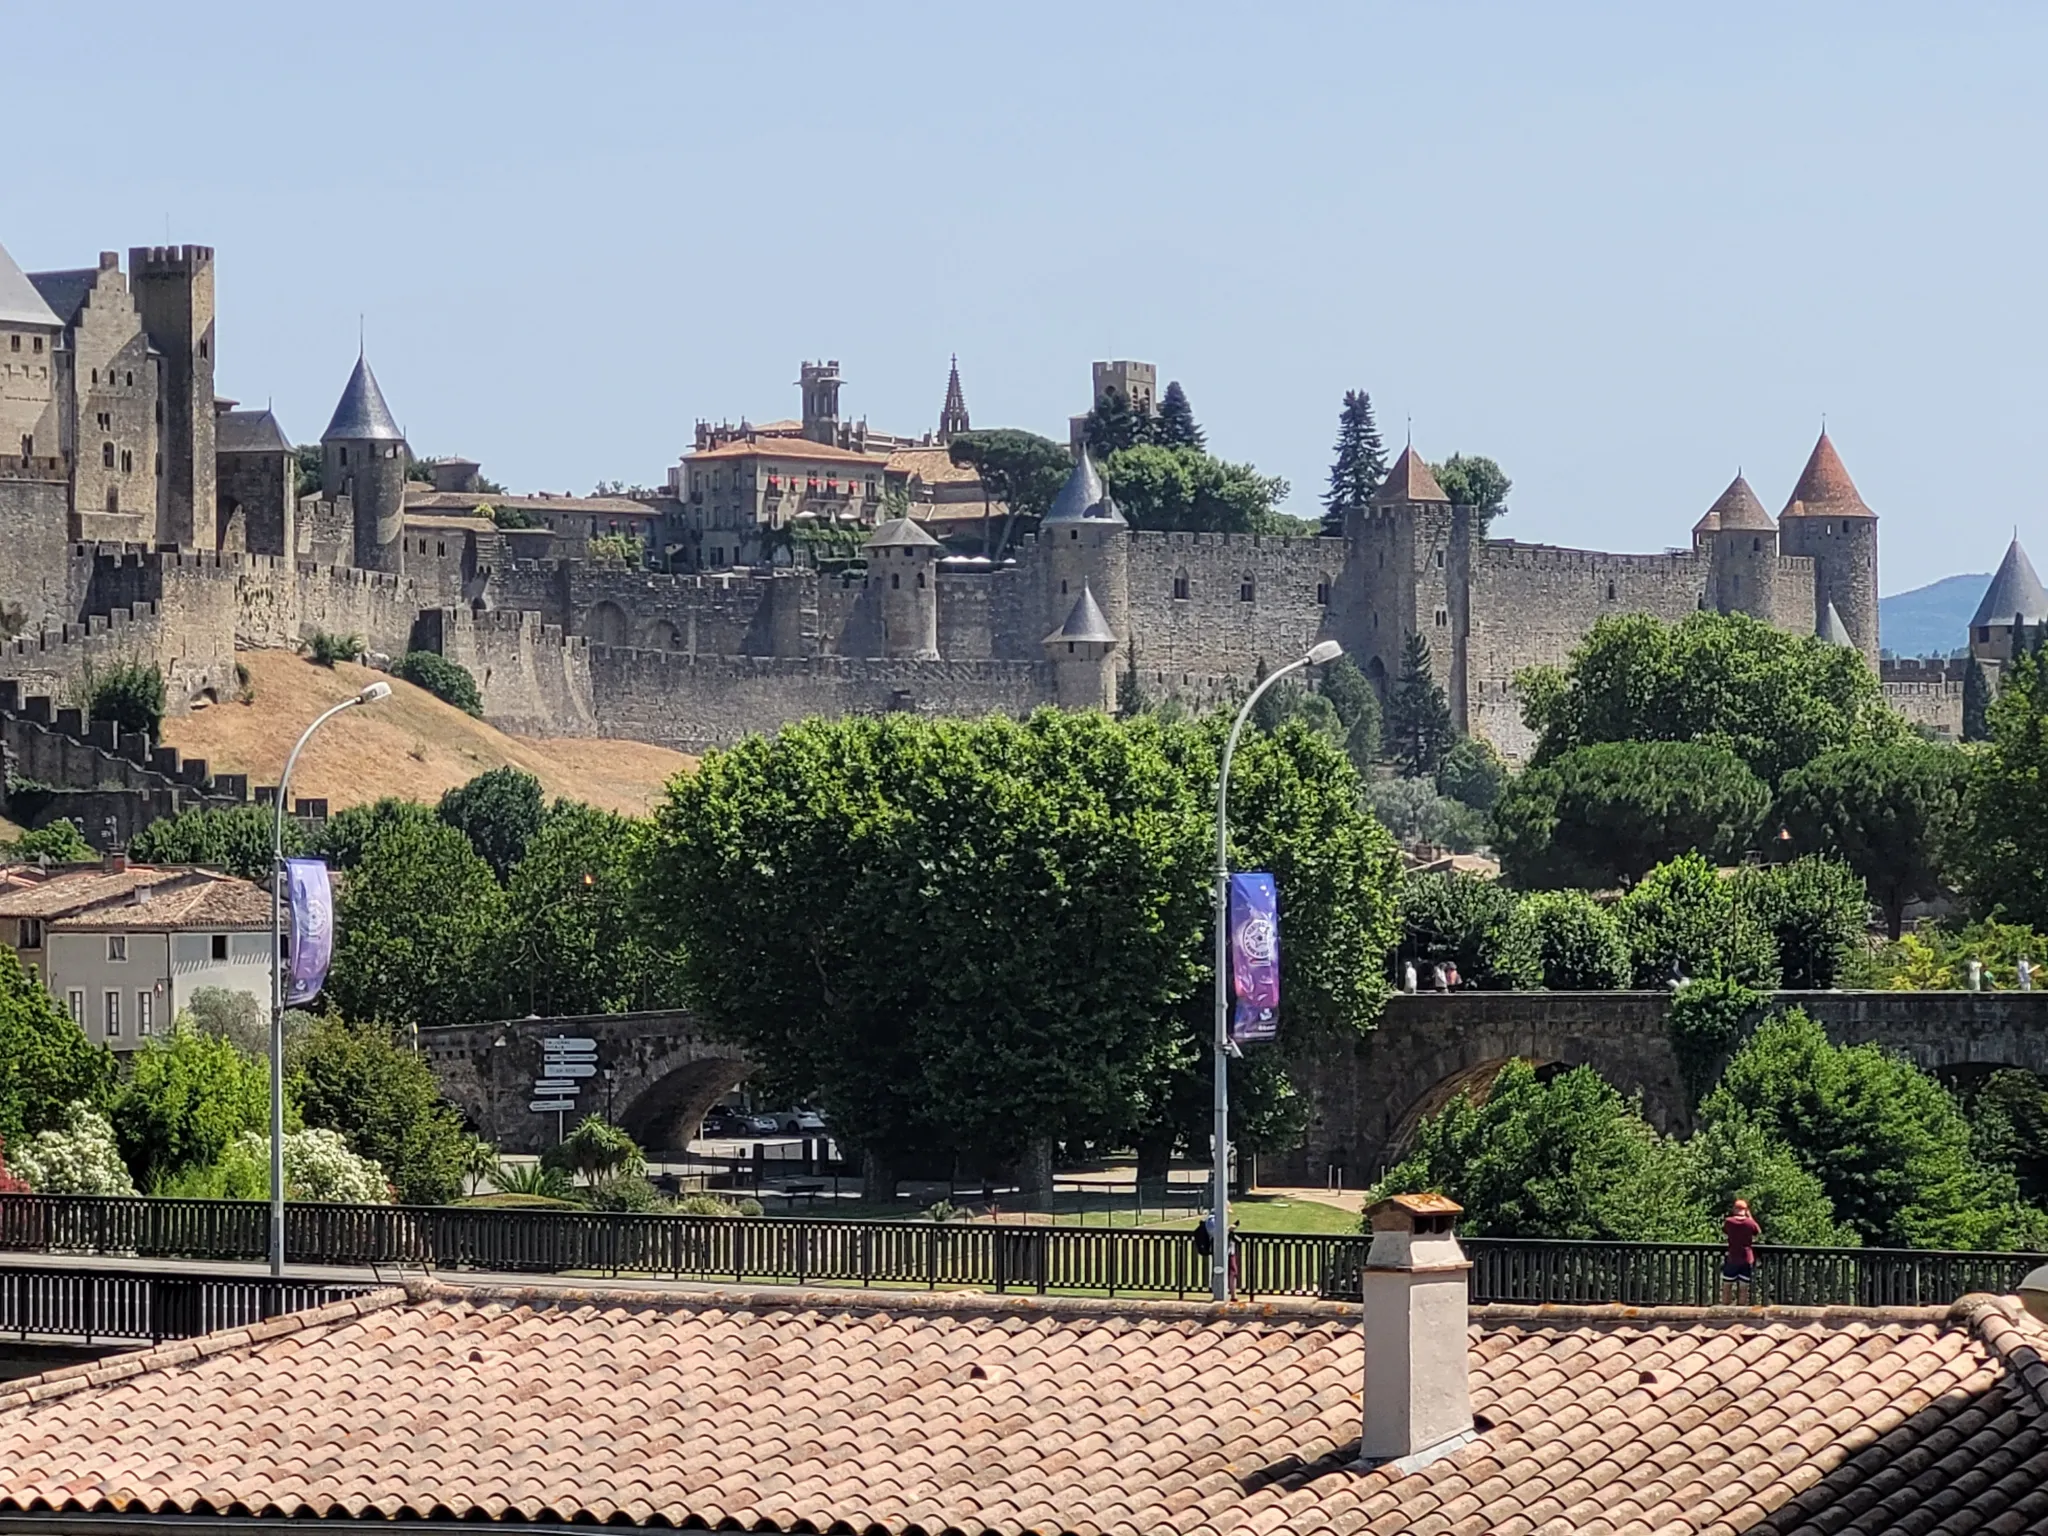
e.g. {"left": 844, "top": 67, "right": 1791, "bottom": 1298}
{"left": 1209, "top": 638, "right": 1343, "bottom": 1301}
{"left": 269, "top": 681, "right": 391, "bottom": 1278}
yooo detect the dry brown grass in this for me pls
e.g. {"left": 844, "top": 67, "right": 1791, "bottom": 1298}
{"left": 159, "top": 650, "right": 695, "bottom": 815}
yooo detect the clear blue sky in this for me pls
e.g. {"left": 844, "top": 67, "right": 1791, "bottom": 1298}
{"left": 9, "top": 2, "right": 2041, "bottom": 593}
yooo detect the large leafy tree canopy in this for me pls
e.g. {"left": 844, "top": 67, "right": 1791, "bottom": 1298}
{"left": 130, "top": 804, "right": 308, "bottom": 883}
{"left": 1429, "top": 452, "right": 1512, "bottom": 534}
{"left": 1102, "top": 443, "right": 1295, "bottom": 535}
{"left": 0, "top": 947, "right": 114, "bottom": 1151}
{"left": 288, "top": 1016, "right": 483, "bottom": 1204}
{"left": 111, "top": 1021, "right": 269, "bottom": 1191}
{"left": 1493, "top": 739, "right": 1770, "bottom": 889}
{"left": 1614, "top": 852, "right": 1780, "bottom": 989}
{"left": 438, "top": 767, "right": 546, "bottom": 882}
{"left": 945, "top": 429, "right": 1072, "bottom": 553}
{"left": 1518, "top": 611, "right": 1902, "bottom": 787}
{"left": 1954, "top": 643, "right": 2048, "bottom": 929}
{"left": 1777, "top": 738, "right": 1965, "bottom": 939}
{"left": 640, "top": 711, "right": 1399, "bottom": 1185}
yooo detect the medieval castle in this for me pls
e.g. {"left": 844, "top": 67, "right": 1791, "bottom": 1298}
{"left": 0, "top": 235, "right": 1964, "bottom": 843}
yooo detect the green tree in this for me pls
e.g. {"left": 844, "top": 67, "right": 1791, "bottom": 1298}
{"left": 1155, "top": 381, "right": 1204, "bottom": 449}
{"left": 391, "top": 651, "right": 483, "bottom": 717}
{"left": 1962, "top": 658, "right": 1991, "bottom": 742}
{"left": 543, "top": 1115, "right": 645, "bottom": 1184}
{"left": 1, "top": 820, "right": 92, "bottom": 863}
{"left": 112, "top": 1020, "right": 269, "bottom": 1190}
{"left": 1319, "top": 389, "right": 1386, "bottom": 538}
{"left": 1614, "top": 853, "right": 1780, "bottom": 988}
{"left": 1385, "top": 632, "right": 1454, "bottom": 778}
{"left": 326, "top": 815, "right": 508, "bottom": 1027}
{"left": 1776, "top": 738, "right": 1966, "bottom": 939}
{"left": 83, "top": 661, "right": 165, "bottom": 741}
{"left": 1492, "top": 740, "right": 1770, "bottom": 890}
{"left": 1680, "top": 1118, "right": 1857, "bottom": 1247}
{"left": 501, "top": 801, "right": 680, "bottom": 1016}
{"left": 1953, "top": 644, "right": 2048, "bottom": 929}
{"left": 1518, "top": 610, "right": 1902, "bottom": 787}
{"left": 1430, "top": 453, "right": 1512, "bottom": 534}
{"left": 1371, "top": 1061, "right": 1707, "bottom": 1240}
{"left": 1699, "top": 1009, "right": 2044, "bottom": 1249}
{"left": 1958, "top": 1068, "right": 2048, "bottom": 1207}
{"left": 288, "top": 1015, "right": 483, "bottom": 1205}
{"left": 1082, "top": 386, "right": 1151, "bottom": 458}
{"left": 1316, "top": 656, "right": 1382, "bottom": 770}
{"left": 1397, "top": 873, "right": 1521, "bottom": 989}
{"left": 1365, "top": 777, "right": 1487, "bottom": 853}
{"left": 1735, "top": 856, "right": 1869, "bottom": 989}
{"left": 293, "top": 443, "right": 322, "bottom": 497}
{"left": 1493, "top": 890, "right": 1630, "bottom": 990}
{"left": 0, "top": 948, "right": 115, "bottom": 1150}
{"left": 313, "top": 796, "right": 437, "bottom": 871}
{"left": 1435, "top": 736, "right": 1506, "bottom": 813}
{"left": 945, "top": 429, "right": 1073, "bottom": 556}
{"left": 131, "top": 804, "right": 306, "bottom": 882}
{"left": 437, "top": 767, "right": 545, "bottom": 882}
{"left": 1102, "top": 443, "right": 1293, "bottom": 535}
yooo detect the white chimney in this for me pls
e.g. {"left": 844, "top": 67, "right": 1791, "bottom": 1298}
{"left": 1359, "top": 1193, "right": 1477, "bottom": 1471}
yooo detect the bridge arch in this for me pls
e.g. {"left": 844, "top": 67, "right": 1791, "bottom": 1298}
{"left": 615, "top": 1052, "right": 753, "bottom": 1155}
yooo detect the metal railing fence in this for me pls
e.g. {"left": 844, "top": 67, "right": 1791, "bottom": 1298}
{"left": 0, "top": 1263, "right": 375, "bottom": 1344}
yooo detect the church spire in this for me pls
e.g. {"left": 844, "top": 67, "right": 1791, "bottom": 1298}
{"left": 937, "top": 354, "right": 970, "bottom": 443}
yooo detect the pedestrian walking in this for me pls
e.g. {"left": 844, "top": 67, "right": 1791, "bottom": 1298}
{"left": 1969, "top": 957, "right": 1984, "bottom": 992}
{"left": 1402, "top": 960, "right": 1417, "bottom": 994}
{"left": 2020, "top": 956, "right": 2033, "bottom": 992}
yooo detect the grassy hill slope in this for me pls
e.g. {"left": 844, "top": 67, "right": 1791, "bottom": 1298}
{"left": 160, "top": 651, "right": 693, "bottom": 815}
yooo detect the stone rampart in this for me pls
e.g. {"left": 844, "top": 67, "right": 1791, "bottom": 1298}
{"left": 0, "top": 469, "right": 71, "bottom": 633}
{"left": 588, "top": 647, "right": 1051, "bottom": 753}
{"left": 1120, "top": 529, "right": 1336, "bottom": 679}
{"left": 416, "top": 607, "right": 597, "bottom": 738}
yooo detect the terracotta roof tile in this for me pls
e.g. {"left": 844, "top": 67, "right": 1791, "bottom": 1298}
{"left": 1373, "top": 446, "right": 1451, "bottom": 504}
{"left": 686, "top": 437, "right": 890, "bottom": 467}
{"left": 1699, "top": 473, "right": 1773, "bottom": 533}
{"left": 0, "top": 1286, "right": 2040, "bottom": 1535}
{"left": 1780, "top": 431, "right": 1875, "bottom": 518}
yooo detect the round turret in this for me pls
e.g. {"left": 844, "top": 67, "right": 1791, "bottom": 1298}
{"left": 1777, "top": 431, "right": 1878, "bottom": 662}
{"left": 1702, "top": 474, "right": 1778, "bottom": 622}
{"left": 864, "top": 516, "right": 941, "bottom": 659}
{"left": 1043, "top": 581, "right": 1120, "bottom": 711}
{"left": 322, "top": 353, "right": 407, "bottom": 575}
{"left": 1041, "top": 450, "right": 1129, "bottom": 661}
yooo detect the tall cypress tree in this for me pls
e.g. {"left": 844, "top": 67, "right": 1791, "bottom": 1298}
{"left": 1963, "top": 658, "right": 1991, "bottom": 742}
{"left": 1083, "top": 387, "right": 1148, "bottom": 458}
{"left": 1155, "top": 381, "right": 1204, "bottom": 449}
{"left": 1320, "top": 389, "right": 1387, "bottom": 537}
{"left": 1386, "top": 630, "right": 1454, "bottom": 777}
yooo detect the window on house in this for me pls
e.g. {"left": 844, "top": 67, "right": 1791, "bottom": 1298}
{"left": 137, "top": 991, "right": 153, "bottom": 1035}
{"left": 1060, "top": 579, "right": 1069, "bottom": 595}
{"left": 91, "top": 369, "right": 98, "bottom": 385}
{"left": 104, "top": 991, "right": 120, "bottom": 1037}
{"left": 19, "top": 434, "right": 30, "bottom": 460}
{"left": 107, "top": 934, "right": 127, "bottom": 962}
{"left": 6, "top": 336, "right": 16, "bottom": 353}
{"left": 1239, "top": 577, "right": 1255, "bottom": 603}
{"left": 211, "top": 934, "right": 228, "bottom": 961}
{"left": 66, "top": 990, "right": 84, "bottom": 1024}
{"left": 1752, "top": 537, "right": 1761, "bottom": 553}
{"left": 17, "top": 918, "right": 42, "bottom": 949}
{"left": 1979, "top": 626, "right": 1992, "bottom": 643}
{"left": 1173, "top": 574, "right": 1190, "bottom": 600}
{"left": 917, "top": 571, "right": 926, "bottom": 588}
{"left": 125, "top": 371, "right": 132, "bottom": 387}
{"left": 339, "top": 446, "right": 349, "bottom": 465}
{"left": 1316, "top": 581, "right": 1330, "bottom": 605}
{"left": 32, "top": 337, "right": 42, "bottom": 354}
{"left": 1435, "top": 608, "right": 1449, "bottom": 628}
{"left": 198, "top": 338, "right": 208, "bottom": 359}
{"left": 437, "top": 541, "right": 446, "bottom": 557}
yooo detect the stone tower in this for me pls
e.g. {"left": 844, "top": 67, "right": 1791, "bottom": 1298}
{"left": 128, "top": 244, "right": 216, "bottom": 551}
{"left": 1777, "top": 431, "right": 1878, "bottom": 664}
{"left": 937, "top": 356, "right": 969, "bottom": 443}
{"left": 800, "top": 361, "right": 842, "bottom": 445}
{"left": 1351, "top": 445, "right": 1457, "bottom": 710}
{"left": 322, "top": 352, "right": 407, "bottom": 575}
{"left": 1039, "top": 449, "right": 1129, "bottom": 669}
{"left": 865, "top": 515, "right": 941, "bottom": 659}
{"left": 1966, "top": 537, "right": 2048, "bottom": 672}
{"left": 1043, "top": 582, "right": 1119, "bottom": 711}
{"left": 1700, "top": 473, "right": 1779, "bottom": 623}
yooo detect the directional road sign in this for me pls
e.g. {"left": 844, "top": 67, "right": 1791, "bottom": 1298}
{"left": 530, "top": 1099, "right": 576, "bottom": 1113}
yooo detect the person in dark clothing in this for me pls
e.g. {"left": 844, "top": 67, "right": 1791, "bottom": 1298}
{"left": 1721, "top": 1198, "right": 1761, "bottom": 1305}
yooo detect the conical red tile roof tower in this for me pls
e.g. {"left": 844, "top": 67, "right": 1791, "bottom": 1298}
{"left": 1372, "top": 445, "right": 1450, "bottom": 503}
{"left": 1780, "top": 431, "right": 1873, "bottom": 518}
{"left": 1697, "top": 473, "right": 1772, "bottom": 533}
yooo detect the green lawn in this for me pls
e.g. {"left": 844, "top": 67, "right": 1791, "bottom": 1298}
{"left": 742, "top": 1189, "right": 1361, "bottom": 1234}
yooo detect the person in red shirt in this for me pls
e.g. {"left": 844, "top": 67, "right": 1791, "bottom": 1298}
{"left": 1721, "top": 1197, "right": 1761, "bottom": 1305}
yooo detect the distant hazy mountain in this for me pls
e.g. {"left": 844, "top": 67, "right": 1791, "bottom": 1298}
{"left": 1880, "top": 573, "right": 1988, "bottom": 658}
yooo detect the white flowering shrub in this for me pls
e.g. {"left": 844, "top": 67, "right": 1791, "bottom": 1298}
{"left": 227, "top": 1130, "right": 391, "bottom": 1204}
{"left": 13, "top": 1103, "right": 138, "bottom": 1196}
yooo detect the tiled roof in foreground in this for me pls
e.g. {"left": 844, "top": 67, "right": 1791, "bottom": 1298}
{"left": 0, "top": 1283, "right": 2039, "bottom": 1534}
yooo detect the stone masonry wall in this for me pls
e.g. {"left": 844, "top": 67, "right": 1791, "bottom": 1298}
{"left": 588, "top": 648, "right": 1052, "bottom": 754}
{"left": 0, "top": 469, "right": 71, "bottom": 632}
{"left": 417, "top": 607, "right": 597, "bottom": 738}
{"left": 1120, "top": 530, "right": 1337, "bottom": 682}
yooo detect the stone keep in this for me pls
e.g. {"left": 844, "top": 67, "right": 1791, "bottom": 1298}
{"left": 865, "top": 516, "right": 941, "bottom": 659}
{"left": 127, "top": 245, "right": 215, "bottom": 551}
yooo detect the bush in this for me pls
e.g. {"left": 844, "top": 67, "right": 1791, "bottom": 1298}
{"left": 489, "top": 1162, "right": 573, "bottom": 1200}
{"left": 83, "top": 660, "right": 165, "bottom": 741}
{"left": 306, "top": 631, "right": 364, "bottom": 667}
{"left": 10, "top": 1102, "right": 136, "bottom": 1195}
{"left": 1735, "top": 856, "right": 1869, "bottom": 989}
{"left": 1, "top": 820, "right": 92, "bottom": 864}
{"left": 543, "top": 1115, "right": 645, "bottom": 1183}
{"left": 1397, "top": 873, "right": 1520, "bottom": 988}
{"left": 584, "top": 1174, "right": 665, "bottom": 1212}
{"left": 1367, "top": 777, "right": 1488, "bottom": 852}
{"left": 671, "top": 1192, "right": 761, "bottom": 1217}
{"left": 392, "top": 651, "right": 482, "bottom": 717}
{"left": 438, "top": 768, "right": 545, "bottom": 881}
{"left": 588, "top": 532, "right": 643, "bottom": 567}
{"left": 1436, "top": 736, "right": 1507, "bottom": 813}
{"left": 1615, "top": 853, "right": 1780, "bottom": 989}
{"left": 130, "top": 804, "right": 304, "bottom": 882}
{"left": 1666, "top": 977, "right": 1765, "bottom": 1102}
{"left": 213, "top": 1129, "right": 391, "bottom": 1203}
{"left": 1494, "top": 890, "right": 1629, "bottom": 990}
{"left": 112, "top": 1021, "right": 270, "bottom": 1190}
{"left": 289, "top": 1016, "right": 486, "bottom": 1205}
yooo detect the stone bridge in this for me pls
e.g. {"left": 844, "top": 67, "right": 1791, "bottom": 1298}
{"left": 1282, "top": 990, "right": 2048, "bottom": 1187}
{"left": 420, "top": 1010, "right": 752, "bottom": 1155}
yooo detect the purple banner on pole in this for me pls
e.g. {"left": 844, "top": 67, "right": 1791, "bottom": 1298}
{"left": 285, "top": 858, "right": 333, "bottom": 1006}
{"left": 1229, "top": 871, "right": 1281, "bottom": 1043}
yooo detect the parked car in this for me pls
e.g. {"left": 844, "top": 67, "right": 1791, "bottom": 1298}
{"left": 699, "top": 1107, "right": 755, "bottom": 1138}
{"left": 760, "top": 1107, "right": 828, "bottom": 1135}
